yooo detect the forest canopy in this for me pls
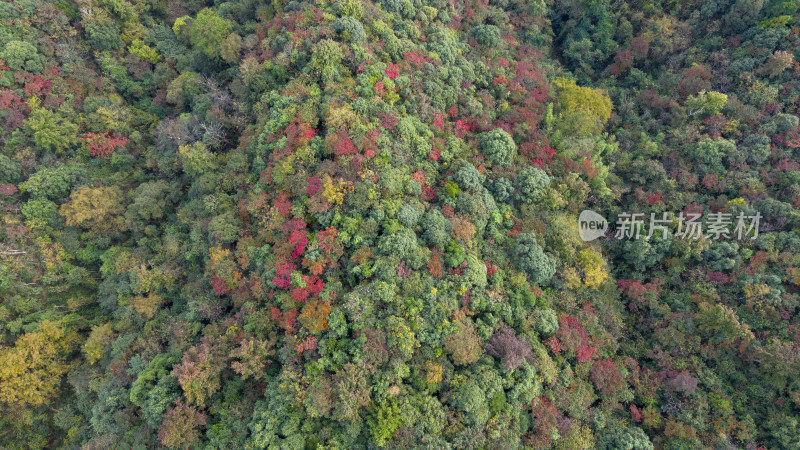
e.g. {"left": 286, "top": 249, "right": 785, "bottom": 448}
{"left": 1, "top": 0, "right": 800, "bottom": 448}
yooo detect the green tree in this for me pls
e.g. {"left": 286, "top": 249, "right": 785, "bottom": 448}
{"left": 684, "top": 137, "right": 735, "bottom": 175}
{"left": 471, "top": 25, "right": 501, "bottom": 47}
{"left": 179, "top": 142, "right": 218, "bottom": 176}
{"left": 421, "top": 209, "right": 451, "bottom": 247}
{"left": 694, "top": 302, "right": 753, "bottom": 346}
{"left": 125, "top": 180, "right": 175, "bottom": 225}
{"left": 130, "top": 354, "right": 181, "bottom": 427}
{"left": 534, "top": 309, "right": 559, "bottom": 336}
{"left": 515, "top": 167, "right": 550, "bottom": 203}
{"left": 685, "top": 91, "right": 727, "bottom": 117}
{"left": 1, "top": 40, "right": 42, "bottom": 73}
{"left": 398, "top": 202, "right": 423, "bottom": 228}
{"left": 378, "top": 227, "right": 426, "bottom": 269}
{"left": 0, "top": 154, "right": 21, "bottom": 184}
{"left": 21, "top": 198, "right": 62, "bottom": 228}
{"left": 596, "top": 426, "right": 653, "bottom": 450}
{"left": 512, "top": 233, "right": 556, "bottom": 285}
{"left": 369, "top": 398, "right": 403, "bottom": 446}
{"left": 480, "top": 129, "right": 516, "bottom": 167}
{"left": 454, "top": 164, "right": 485, "bottom": 191}
{"left": 190, "top": 8, "right": 233, "bottom": 59}
{"left": 85, "top": 19, "right": 124, "bottom": 51}
{"left": 334, "top": 16, "right": 366, "bottom": 43}
{"left": 309, "top": 39, "right": 344, "bottom": 79}
{"left": 25, "top": 108, "right": 79, "bottom": 154}
{"left": 20, "top": 165, "right": 80, "bottom": 200}
{"left": 334, "top": 0, "right": 363, "bottom": 18}
{"left": 452, "top": 378, "right": 489, "bottom": 426}
{"left": 463, "top": 253, "right": 488, "bottom": 289}
{"left": 769, "top": 415, "right": 800, "bottom": 450}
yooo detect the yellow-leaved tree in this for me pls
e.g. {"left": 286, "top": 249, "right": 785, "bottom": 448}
{"left": 0, "top": 321, "right": 77, "bottom": 407}
{"left": 59, "top": 185, "right": 124, "bottom": 231}
{"left": 577, "top": 248, "right": 610, "bottom": 289}
{"left": 552, "top": 77, "right": 613, "bottom": 137}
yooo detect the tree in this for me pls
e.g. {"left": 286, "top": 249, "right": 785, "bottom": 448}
{"left": 171, "top": 342, "right": 225, "bottom": 407}
{"left": 231, "top": 335, "right": 276, "bottom": 380}
{"left": 554, "top": 77, "right": 613, "bottom": 125}
{"left": 309, "top": 39, "right": 344, "bottom": 79}
{"left": 769, "top": 416, "right": 800, "bottom": 450}
{"left": 378, "top": 227, "right": 426, "bottom": 269}
{"left": 82, "top": 323, "right": 114, "bottom": 364}
{"left": 179, "top": 142, "right": 217, "bottom": 176}
{"left": 369, "top": 398, "right": 403, "bottom": 446}
{"left": 515, "top": 167, "right": 550, "bottom": 203}
{"left": 299, "top": 299, "right": 331, "bottom": 334}
{"left": 489, "top": 177, "right": 514, "bottom": 202}
{"left": 512, "top": 233, "right": 556, "bottom": 285}
{"left": 128, "top": 40, "right": 161, "bottom": 63}
{"left": 333, "top": 362, "right": 372, "bottom": 422}
{"left": 82, "top": 131, "right": 129, "bottom": 157}
{"left": 577, "top": 248, "right": 609, "bottom": 289}
{"left": 130, "top": 354, "right": 181, "bottom": 427}
{"left": 450, "top": 215, "right": 475, "bottom": 243}
{"left": 722, "top": 0, "right": 766, "bottom": 34}
{"left": 759, "top": 50, "right": 794, "bottom": 78}
{"left": 737, "top": 133, "right": 771, "bottom": 165}
{"left": 0, "top": 154, "right": 21, "bottom": 184}
{"left": 398, "top": 202, "right": 423, "bottom": 228}
{"left": 454, "top": 164, "right": 485, "bottom": 191}
{"left": 220, "top": 33, "right": 242, "bottom": 64}
{"left": 59, "top": 186, "right": 124, "bottom": 230}
{"left": 334, "top": 16, "right": 366, "bottom": 43}
{"left": 685, "top": 91, "right": 727, "bottom": 117}
{"left": 26, "top": 108, "right": 79, "bottom": 154}
{"left": 694, "top": 302, "right": 753, "bottom": 346}
{"left": 85, "top": 19, "right": 123, "bottom": 51}
{"left": 20, "top": 165, "right": 80, "bottom": 200}
{"left": 334, "top": 0, "right": 363, "bottom": 19}
{"left": 444, "top": 320, "right": 483, "bottom": 365}
{"left": 666, "top": 371, "right": 698, "bottom": 396}
{"left": 534, "top": 309, "right": 559, "bottom": 337}
{"left": 621, "top": 236, "right": 671, "bottom": 274}
{"left": 485, "top": 325, "right": 533, "bottom": 371}
{"left": 0, "top": 321, "right": 75, "bottom": 407}
{"left": 1, "top": 40, "right": 42, "bottom": 73}
{"left": 590, "top": 359, "right": 625, "bottom": 396}
{"left": 556, "top": 424, "right": 596, "bottom": 450}
{"left": 471, "top": 25, "right": 501, "bottom": 47}
{"left": 684, "top": 137, "right": 735, "bottom": 174}
{"left": 452, "top": 378, "right": 489, "bottom": 426}
{"left": 158, "top": 400, "right": 207, "bottom": 449}
{"left": 190, "top": 8, "right": 233, "bottom": 59}
{"left": 21, "top": 198, "right": 62, "bottom": 228}
{"left": 596, "top": 426, "right": 653, "bottom": 450}
{"left": 125, "top": 180, "right": 176, "bottom": 225}
{"left": 480, "top": 129, "right": 517, "bottom": 167}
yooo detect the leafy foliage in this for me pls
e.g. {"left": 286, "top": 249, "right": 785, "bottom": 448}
{"left": 1, "top": 0, "right": 799, "bottom": 447}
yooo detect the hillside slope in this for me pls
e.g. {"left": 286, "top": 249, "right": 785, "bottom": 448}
{"left": 1, "top": 0, "right": 800, "bottom": 448}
